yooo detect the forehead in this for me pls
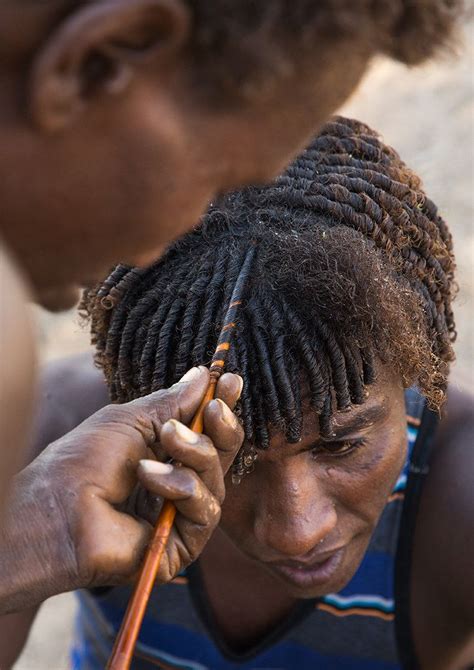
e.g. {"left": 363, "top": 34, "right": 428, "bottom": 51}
{"left": 327, "top": 400, "right": 392, "bottom": 437}
{"left": 263, "top": 365, "right": 405, "bottom": 451}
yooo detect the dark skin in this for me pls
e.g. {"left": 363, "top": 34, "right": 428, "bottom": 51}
{"left": 0, "top": 0, "right": 465, "bottom": 658}
{"left": 219, "top": 373, "right": 407, "bottom": 599}
{"left": 0, "top": 0, "right": 372, "bottom": 309}
{"left": 1, "top": 355, "right": 472, "bottom": 670}
{"left": 0, "top": 365, "right": 244, "bottom": 613}
{"left": 0, "top": 248, "right": 36, "bottom": 517}
{"left": 0, "top": 0, "right": 377, "bottom": 615}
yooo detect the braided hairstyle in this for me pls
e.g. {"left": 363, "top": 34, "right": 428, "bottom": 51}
{"left": 83, "top": 117, "right": 456, "bottom": 450}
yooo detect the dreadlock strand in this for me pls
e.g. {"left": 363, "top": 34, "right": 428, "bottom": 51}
{"left": 248, "top": 298, "right": 285, "bottom": 430}
{"left": 152, "top": 298, "right": 186, "bottom": 390}
{"left": 97, "top": 264, "right": 132, "bottom": 301}
{"left": 191, "top": 251, "right": 236, "bottom": 363}
{"left": 233, "top": 327, "right": 256, "bottom": 443}
{"left": 286, "top": 348, "right": 303, "bottom": 443}
{"left": 138, "top": 291, "right": 179, "bottom": 393}
{"left": 313, "top": 320, "right": 352, "bottom": 411}
{"left": 84, "top": 115, "right": 456, "bottom": 452}
{"left": 341, "top": 342, "right": 366, "bottom": 406}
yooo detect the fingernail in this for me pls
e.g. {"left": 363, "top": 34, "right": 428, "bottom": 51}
{"left": 179, "top": 366, "right": 204, "bottom": 383}
{"left": 168, "top": 419, "right": 199, "bottom": 444}
{"left": 235, "top": 375, "right": 243, "bottom": 399}
{"left": 139, "top": 460, "right": 173, "bottom": 475}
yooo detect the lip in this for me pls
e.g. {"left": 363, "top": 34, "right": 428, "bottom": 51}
{"left": 266, "top": 548, "right": 345, "bottom": 590}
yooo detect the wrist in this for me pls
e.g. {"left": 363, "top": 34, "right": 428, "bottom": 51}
{"left": 0, "top": 460, "right": 79, "bottom": 614}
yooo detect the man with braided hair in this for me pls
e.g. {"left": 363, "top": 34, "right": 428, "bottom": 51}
{"left": 3, "top": 117, "right": 472, "bottom": 669}
{"left": 0, "top": 0, "right": 465, "bottom": 615}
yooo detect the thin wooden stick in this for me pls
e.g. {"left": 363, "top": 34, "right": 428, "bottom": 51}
{"left": 107, "top": 248, "right": 255, "bottom": 670}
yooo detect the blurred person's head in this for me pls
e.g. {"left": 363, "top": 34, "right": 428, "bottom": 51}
{"left": 83, "top": 116, "right": 456, "bottom": 598}
{"left": 0, "top": 0, "right": 461, "bottom": 310}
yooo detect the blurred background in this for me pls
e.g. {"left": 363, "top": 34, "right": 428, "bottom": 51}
{"left": 15, "top": 19, "right": 473, "bottom": 670}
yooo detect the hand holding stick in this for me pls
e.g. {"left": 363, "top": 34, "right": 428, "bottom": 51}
{"left": 107, "top": 247, "right": 255, "bottom": 670}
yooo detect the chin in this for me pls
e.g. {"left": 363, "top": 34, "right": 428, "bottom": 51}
{"left": 262, "top": 543, "right": 367, "bottom": 600}
{"left": 36, "top": 284, "right": 81, "bottom": 312}
{"left": 270, "top": 561, "right": 353, "bottom": 599}
{"left": 278, "top": 567, "right": 355, "bottom": 600}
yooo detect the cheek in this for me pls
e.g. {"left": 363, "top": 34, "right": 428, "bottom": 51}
{"left": 85, "top": 119, "right": 216, "bottom": 262}
{"left": 369, "top": 432, "right": 407, "bottom": 504}
{"left": 219, "top": 483, "right": 246, "bottom": 536}
{"left": 328, "top": 431, "right": 407, "bottom": 525}
{"left": 139, "top": 180, "right": 215, "bottom": 256}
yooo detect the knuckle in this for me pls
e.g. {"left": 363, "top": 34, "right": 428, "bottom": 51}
{"left": 77, "top": 529, "right": 140, "bottom": 586}
{"left": 186, "top": 472, "right": 203, "bottom": 501}
{"left": 200, "top": 495, "right": 221, "bottom": 527}
{"left": 209, "top": 497, "right": 222, "bottom": 524}
{"left": 214, "top": 480, "right": 226, "bottom": 504}
{"left": 184, "top": 542, "right": 200, "bottom": 564}
{"left": 183, "top": 526, "right": 211, "bottom": 562}
{"left": 155, "top": 389, "right": 181, "bottom": 422}
{"left": 91, "top": 403, "right": 156, "bottom": 444}
{"left": 200, "top": 437, "right": 219, "bottom": 464}
{"left": 73, "top": 494, "right": 142, "bottom": 587}
{"left": 95, "top": 403, "right": 134, "bottom": 425}
{"left": 127, "top": 390, "right": 182, "bottom": 439}
{"left": 157, "top": 555, "right": 176, "bottom": 584}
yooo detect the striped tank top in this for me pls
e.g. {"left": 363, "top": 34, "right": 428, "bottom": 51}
{"left": 71, "top": 388, "right": 438, "bottom": 670}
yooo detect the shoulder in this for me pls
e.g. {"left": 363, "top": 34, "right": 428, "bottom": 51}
{"left": 30, "top": 350, "right": 110, "bottom": 460}
{"left": 426, "top": 384, "right": 474, "bottom": 574}
{"left": 411, "top": 384, "right": 474, "bottom": 669}
{"left": 0, "top": 246, "right": 36, "bottom": 509}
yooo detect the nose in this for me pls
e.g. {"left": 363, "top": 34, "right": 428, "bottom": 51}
{"left": 253, "top": 467, "right": 337, "bottom": 559}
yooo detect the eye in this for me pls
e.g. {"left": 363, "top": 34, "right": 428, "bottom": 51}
{"left": 311, "top": 438, "right": 366, "bottom": 459}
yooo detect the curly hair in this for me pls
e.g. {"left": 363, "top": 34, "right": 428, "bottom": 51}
{"left": 22, "top": 1, "right": 463, "bottom": 100}
{"left": 186, "top": 0, "right": 463, "bottom": 97}
{"left": 82, "top": 116, "right": 456, "bottom": 450}
{"left": 190, "top": 0, "right": 462, "bottom": 62}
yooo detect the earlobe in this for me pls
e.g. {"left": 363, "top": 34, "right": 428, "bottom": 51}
{"left": 28, "top": 0, "right": 191, "bottom": 133}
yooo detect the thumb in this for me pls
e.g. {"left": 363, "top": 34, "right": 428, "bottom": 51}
{"left": 127, "top": 366, "right": 210, "bottom": 428}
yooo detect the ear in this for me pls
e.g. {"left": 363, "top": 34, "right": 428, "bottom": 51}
{"left": 28, "top": 0, "right": 191, "bottom": 133}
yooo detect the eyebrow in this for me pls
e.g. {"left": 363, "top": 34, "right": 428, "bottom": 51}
{"left": 323, "top": 402, "right": 390, "bottom": 439}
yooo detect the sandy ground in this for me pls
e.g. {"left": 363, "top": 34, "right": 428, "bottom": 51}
{"left": 13, "top": 22, "right": 473, "bottom": 670}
